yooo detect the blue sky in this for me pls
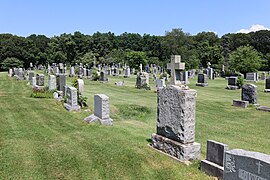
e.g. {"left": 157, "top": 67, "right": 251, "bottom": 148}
{"left": 1, "top": 0, "right": 270, "bottom": 37}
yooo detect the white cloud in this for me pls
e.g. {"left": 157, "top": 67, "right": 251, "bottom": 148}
{"left": 237, "top": 24, "right": 270, "bottom": 33}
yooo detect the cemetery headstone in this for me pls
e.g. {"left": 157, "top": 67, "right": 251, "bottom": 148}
{"left": 69, "top": 66, "right": 75, "bottom": 77}
{"left": 77, "top": 79, "right": 84, "bottom": 95}
{"left": 196, "top": 74, "right": 208, "bottom": 87}
{"left": 36, "top": 74, "right": 45, "bottom": 86}
{"left": 224, "top": 149, "right": 270, "bottom": 180}
{"left": 246, "top": 72, "right": 257, "bottom": 82}
{"left": 201, "top": 140, "right": 229, "bottom": 179}
{"left": 48, "top": 75, "right": 56, "bottom": 90}
{"left": 31, "top": 77, "right": 36, "bottom": 87}
{"left": 155, "top": 79, "right": 166, "bottom": 91}
{"left": 136, "top": 72, "right": 150, "bottom": 89}
{"left": 167, "top": 55, "right": 185, "bottom": 86}
{"left": 261, "top": 72, "right": 266, "bottom": 80}
{"left": 151, "top": 85, "right": 200, "bottom": 161}
{"left": 264, "top": 78, "right": 270, "bottom": 92}
{"left": 64, "top": 86, "right": 81, "bottom": 111}
{"left": 242, "top": 84, "right": 258, "bottom": 104}
{"left": 56, "top": 74, "right": 66, "bottom": 92}
{"left": 28, "top": 71, "right": 35, "bottom": 81}
{"left": 99, "top": 71, "right": 108, "bottom": 82}
{"left": 226, "top": 76, "right": 238, "bottom": 90}
{"left": 84, "top": 94, "right": 113, "bottom": 125}
{"left": 124, "top": 67, "right": 130, "bottom": 78}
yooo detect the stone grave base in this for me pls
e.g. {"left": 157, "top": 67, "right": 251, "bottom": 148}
{"left": 226, "top": 85, "right": 238, "bottom": 90}
{"left": 124, "top": 75, "right": 130, "bottom": 78}
{"left": 232, "top": 99, "right": 249, "bottom": 108}
{"left": 264, "top": 89, "right": 270, "bottom": 93}
{"left": 33, "top": 85, "right": 45, "bottom": 90}
{"left": 64, "top": 103, "right": 81, "bottom": 112}
{"left": 151, "top": 133, "right": 200, "bottom": 161}
{"left": 245, "top": 80, "right": 257, "bottom": 83}
{"left": 196, "top": 83, "right": 208, "bottom": 87}
{"left": 84, "top": 114, "right": 113, "bottom": 126}
{"left": 256, "top": 106, "right": 270, "bottom": 112}
{"left": 200, "top": 160, "right": 224, "bottom": 179}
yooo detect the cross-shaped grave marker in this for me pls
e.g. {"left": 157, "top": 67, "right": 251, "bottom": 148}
{"left": 167, "top": 55, "right": 185, "bottom": 85}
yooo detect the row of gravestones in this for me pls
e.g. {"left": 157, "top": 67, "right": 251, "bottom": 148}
{"left": 149, "top": 55, "right": 270, "bottom": 179}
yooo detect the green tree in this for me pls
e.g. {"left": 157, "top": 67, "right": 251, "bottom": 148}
{"left": 125, "top": 51, "right": 147, "bottom": 69}
{"left": 229, "top": 45, "right": 264, "bottom": 74}
{"left": 1, "top": 57, "right": 24, "bottom": 70}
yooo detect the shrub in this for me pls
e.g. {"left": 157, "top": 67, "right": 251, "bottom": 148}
{"left": 30, "top": 86, "right": 54, "bottom": 98}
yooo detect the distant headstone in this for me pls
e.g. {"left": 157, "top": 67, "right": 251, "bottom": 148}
{"left": 196, "top": 74, "right": 208, "bottom": 87}
{"left": 48, "top": 75, "right": 56, "bottom": 90}
{"left": 36, "top": 74, "right": 45, "bottom": 86}
{"left": 56, "top": 74, "right": 66, "bottom": 92}
{"left": 84, "top": 94, "right": 113, "bottom": 125}
{"left": 151, "top": 85, "right": 200, "bottom": 161}
{"left": 232, "top": 100, "right": 249, "bottom": 108}
{"left": 246, "top": 72, "right": 257, "bottom": 82}
{"left": 77, "top": 79, "right": 84, "bottom": 95}
{"left": 264, "top": 78, "right": 270, "bottom": 92}
{"left": 8, "top": 69, "right": 13, "bottom": 77}
{"left": 167, "top": 55, "right": 185, "bottom": 85}
{"left": 64, "top": 86, "right": 81, "bottom": 111}
{"left": 201, "top": 140, "right": 229, "bottom": 179}
{"left": 224, "top": 149, "right": 270, "bottom": 180}
{"left": 28, "top": 71, "right": 35, "bottom": 81}
{"left": 136, "top": 72, "right": 149, "bottom": 89}
{"left": 242, "top": 84, "right": 258, "bottom": 104}
{"left": 99, "top": 71, "right": 108, "bottom": 82}
{"left": 226, "top": 76, "right": 238, "bottom": 90}
{"left": 69, "top": 66, "right": 75, "bottom": 77}
{"left": 124, "top": 67, "right": 130, "bottom": 78}
{"left": 31, "top": 77, "right": 36, "bottom": 87}
{"left": 155, "top": 79, "right": 166, "bottom": 91}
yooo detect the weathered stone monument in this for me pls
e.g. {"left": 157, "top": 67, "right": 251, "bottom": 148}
{"left": 224, "top": 149, "right": 270, "bottom": 180}
{"left": 167, "top": 55, "right": 185, "bottom": 86}
{"left": 28, "top": 71, "right": 35, "bottom": 81}
{"left": 64, "top": 86, "right": 81, "bottom": 111}
{"left": 261, "top": 72, "right": 266, "bottom": 80}
{"left": 155, "top": 79, "right": 166, "bottom": 91}
{"left": 196, "top": 74, "right": 208, "bottom": 87}
{"left": 246, "top": 72, "right": 257, "bottom": 82}
{"left": 136, "top": 72, "right": 150, "bottom": 89}
{"left": 242, "top": 84, "right": 258, "bottom": 104}
{"left": 48, "top": 75, "right": 56, "bottom": 90}
{"left": 124, "top": 67, "right": 130, "bottom": 78}
{"left": 151, "top": 85, "right": 200, "bottom": 162}
{"left": 84, "top": 94, "right": 113, "bottom": 125}
{"left": 99, "top": 71, "right": 108, "bottom": 82}
{"left": 31, "top": 77, "right": 36, "bottom": 87}
{"left": 201, "top": 140, "right": 229, "bottom": 179}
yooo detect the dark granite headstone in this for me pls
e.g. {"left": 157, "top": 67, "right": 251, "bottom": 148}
{"left": 242, "top": 84, "right": 257, "bottom": 104}
{"left": 228, "top": 77, "right": 237, "bottom": 86}
{"left": 56, "top": 74, "right": 66, "bottom": 91}
{"left": 224, "top": 149, "right": 270, "bottom": 180}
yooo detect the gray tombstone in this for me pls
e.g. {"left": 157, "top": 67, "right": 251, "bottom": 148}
{"left": 99, "top": 71, "right": 108, "bottom": 82}
{"left": 242, "top": 84, "right": 258, "bottom": 104}
{"left": 36, "top": 74, "right": 45, "bottom": 86}
{"left": 167, "top": 55, "right": 185, "bottom": 85}
{"left": 31, "top": 77, "right": 36, "bottom": 87}
{"left": 226, "top": 76, "right": 238, "bottom": 90}
{"left": 124, "top": 67, "right": 130, "bottom": 78}
{"left": 151, "top": 85, "right": 200, "bottom": 161}
{"left": 56, "top": 74, "right": 66, "bottom": 92}
{"left": 48, "top": 75, "right": 56, "bottom": 90}
{"left": 246, "top": 73, "right": 257, "bottom": 82}
{"left": 77, "top": 79, "right": 84, "bottom": 95}
{"left": 64, "top": 86, "right": 81, "bottom": 111}
{"left": 155, "top": 79, "right": 166, "bottom": 91}
{"left": 136, "top": 72, "right": 149, "bottom": 89}
{"left": 196, "top": 74, "right": 208, "bottom": 87}
{"left": 224, "top": 149, "right": 270, "bottom": 180}
{"left": 70, "top": 66, "right": 75, "bottom": 77}
{"left": 28, "top": 71, "right": 35, "bottom": 81}
{"left": 84, "top": 94, "right": 113, "bottom": 125}
{"left": 201, "top": 140, "right": 229, "bottom": 179}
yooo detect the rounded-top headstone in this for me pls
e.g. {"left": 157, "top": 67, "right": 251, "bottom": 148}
{"left": 242, "top": 84, "right": 258, "bottom": 104}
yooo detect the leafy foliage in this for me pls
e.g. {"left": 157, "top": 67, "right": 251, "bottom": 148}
{"left": 1, "top": 57, "right": 24, "bottom": 70}
{"left": 228, "top": 45, "right": 264, "bottom": 74}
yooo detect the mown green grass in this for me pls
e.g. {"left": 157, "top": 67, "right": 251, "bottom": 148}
{"left": 0, "top": 72, "right": 270, "bottom": 179}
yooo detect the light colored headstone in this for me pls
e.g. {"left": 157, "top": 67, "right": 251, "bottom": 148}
{"left": 77, "top": 79, "right": 84, "bottom": 95}
{"left": 167, "top": 55, "right": 185, "bottom": 85}
{"left": 48, "top": 75, "right": 56, "bottom": 90}
{"left": 64, "top": 86, "right": 81, "bottom": 111}
{"left": 56, "top": 74, "right": 66, "bottom": 92}
{"left": 151, "top": 85, "right": 200, "bottom": 161}
{"left": 224, "top": 149, "right": 270, "bottom": 180}
{"left": 36, "top": 74, "right": 45, "bottom": 86}
{"left": 155, "top": 79, "right": 166, "bottom": 90}
{"left": 84, "top": 94, "right": 113, "bottom": 125}
{"left": 31, "top": 77, "right": 36, "bottom": 87}
{"left": 70, "top": 66, "right": 75, "bottom": 77}
{"left": 246, "top": 73, "right": 257, "bottom": 82}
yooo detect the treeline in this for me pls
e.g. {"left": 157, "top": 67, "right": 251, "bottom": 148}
{"left": 1, "top": 28, "right": 270, "bottom": 72}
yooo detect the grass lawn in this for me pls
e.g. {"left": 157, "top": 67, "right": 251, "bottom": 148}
{"left": 0, "top": 71, "right": 270, "bottom": 179}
